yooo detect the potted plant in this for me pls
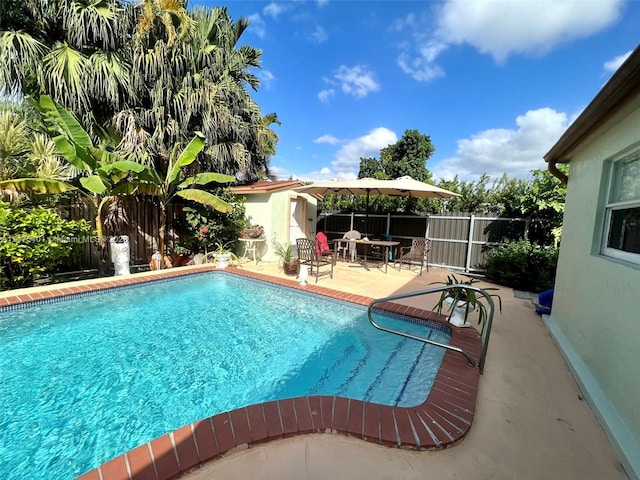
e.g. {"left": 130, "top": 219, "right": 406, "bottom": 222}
{"left": 273, "top": 241, "right": 299, "bottom": 275}
{"left": 431, "top": 274, "right": 502, "bottom": 328}
{"left": 170, "top": 244, "right": 192, "bottom": 267}
{"left": 205, "top": 241, "right": 239, "bottom": 269}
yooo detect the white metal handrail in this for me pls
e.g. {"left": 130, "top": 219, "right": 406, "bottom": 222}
{"left": 367, "top": 284, "right": 495, "bottom": 373}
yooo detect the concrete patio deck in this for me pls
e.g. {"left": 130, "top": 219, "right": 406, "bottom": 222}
{"left": 183, "top": 259, "right": 629, "bottom": 480}
{"left": 0, "top": 259, "right": 629, "bottom": 480}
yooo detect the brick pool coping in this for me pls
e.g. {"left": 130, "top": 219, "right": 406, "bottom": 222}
{"left": 0, "top": 266, "right": 481, "bottom": 480}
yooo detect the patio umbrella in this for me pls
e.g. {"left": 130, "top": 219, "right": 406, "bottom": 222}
{"left": 294, "top": 176, "right": 460, "bottom": 235}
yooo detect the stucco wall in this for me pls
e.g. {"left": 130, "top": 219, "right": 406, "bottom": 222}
{"left": 549, "top": 90, "right": 640, "bottom": 470}
{"left": 241, "top": 191, "right": 317, "bottom": 262}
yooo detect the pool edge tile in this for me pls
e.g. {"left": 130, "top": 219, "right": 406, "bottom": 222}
{"left": 50, "top": 268, "right": 482, "bottom": 480}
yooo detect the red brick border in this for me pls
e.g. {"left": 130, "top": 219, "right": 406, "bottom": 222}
{"left": 0, "top": 266, "right": 481, "bottom": 480}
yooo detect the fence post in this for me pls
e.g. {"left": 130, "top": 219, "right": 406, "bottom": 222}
{"left": 465, "top": 214, "right": 475, "bottom": 272}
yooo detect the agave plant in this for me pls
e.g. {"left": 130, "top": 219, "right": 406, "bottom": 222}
{"left": 431, "top": 274, "right": 502, "bottom": 326}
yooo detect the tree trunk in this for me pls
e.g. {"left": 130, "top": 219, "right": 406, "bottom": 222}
{"left": 95, "top": 213, "right": 108, "bottom": 277}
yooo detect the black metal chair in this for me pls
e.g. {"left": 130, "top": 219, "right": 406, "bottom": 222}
{"left": 396, "top": 237, "right": 431, "bottom": 275}
{"left": 296, "top": 237, "right": 334, "bottom": 283}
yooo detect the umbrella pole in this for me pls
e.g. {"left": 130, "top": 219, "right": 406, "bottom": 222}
{"left": 365, "top": 190, "right": 370, "bottom": 237}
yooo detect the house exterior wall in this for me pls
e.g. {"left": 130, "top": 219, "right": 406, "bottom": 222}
{"left": 547, "top": 89, "right": 640, "bottom": 478}
{"left": 241, "top": 191, "right": 317, "bottom": 262}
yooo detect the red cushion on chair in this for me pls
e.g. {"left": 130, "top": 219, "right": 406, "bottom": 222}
{"left": 316, "top": 232, "right": 330, "bottom": 256}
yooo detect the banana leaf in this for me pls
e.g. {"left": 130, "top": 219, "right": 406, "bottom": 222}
{"left": 176, "top": 189, "right": 232, "bottom": 213}
{"left": 0, "top": 178, "right": 76, "bottom": 194}
{"left": 178, "top": 172, "right": 235, "bottom": 188}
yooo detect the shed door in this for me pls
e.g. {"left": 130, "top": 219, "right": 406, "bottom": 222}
{"left": 289, "top": 197, "right": 306, "bottom": 243}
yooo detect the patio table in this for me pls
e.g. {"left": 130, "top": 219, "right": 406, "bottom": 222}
{"left": 332, "top": 239, "right": 399, "bottom": 273}
{"left": 238, "top": 237, "right": 265, "bottom": 264}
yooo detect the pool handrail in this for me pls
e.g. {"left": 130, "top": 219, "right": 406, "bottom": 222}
{"left": 367, "top": 284, "right": 495, "bottom": 374}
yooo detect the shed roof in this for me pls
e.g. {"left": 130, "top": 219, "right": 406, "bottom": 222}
{"left": 544, "top": 44, "right": 640, "bottom": 165}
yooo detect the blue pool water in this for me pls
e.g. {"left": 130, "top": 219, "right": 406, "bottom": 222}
{"left": 0, "top": 272, "right": 449, "bottom": 480}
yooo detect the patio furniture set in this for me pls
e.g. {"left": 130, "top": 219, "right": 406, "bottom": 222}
{"left": 296, "top": 232, "right": 432, "bottom": 283}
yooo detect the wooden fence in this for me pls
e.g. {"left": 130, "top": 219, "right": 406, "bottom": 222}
{"left": 62, "top": 201, "right": 544, "bottom": 273}
{"left": 317, "top": 212, "right": 540, "bottom": 272}
{"left": 65, "top": 197, "right": 185, "bottom": 271}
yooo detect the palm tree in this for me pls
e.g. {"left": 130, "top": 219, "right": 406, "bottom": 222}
{"left": 116, "top": 133, "right": 235, "bottom": 267}
{"left": 0, "top": 0, "right": 134, "bottom": 133}
{"left": 1, "top": 1, "right": 279, "bottom": 182}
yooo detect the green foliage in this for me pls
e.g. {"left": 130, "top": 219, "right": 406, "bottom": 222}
{"left": 1, "top": 2, "right": 277, "bottom": 181}
{"left": 379, "top": 129, "right": 435, "bottom": 182}
{"left": 430, "top": 274, "right": 501, "bottom": 327}
{"left": 272, "top": 240, "right": 295, "bottom": 263}
{"left": 182, "top": 189, "right": 246, "bottom": 253}
{"left": 358, "top": 157, "right": 383, "bottom": 179}
{"left": 483, "top": 240, "right": 559, "bottom": 292}
{"left": 0, "top": 204, "right": 94, "bottom": 289}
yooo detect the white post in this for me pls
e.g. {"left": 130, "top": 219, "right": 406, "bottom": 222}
{"left": 465, "top": 214, "right": 475, "bottom": 273}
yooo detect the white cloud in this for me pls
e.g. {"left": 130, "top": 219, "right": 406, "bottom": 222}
{"left": 333, "top": 65, "right": 380, "bottom": 99}
{"left": 437, "top": 0, "right": 624, "bottom": 63}
{"left": 314, "top": 134, "right": 340, "bottom": 145}
{"left": 398, "top": 48, "right": 446, "bottom": 82}
{"left": 316, "top": 0, "right": 329, "bottom": 8}
{"left": 248, "top": 14, "right": 266, "bottom": 38}
{"left": 394, "top": 0, "right": 624, "bottom": 82}
{"left": 603, "top": 50, "right": 632, "bottom": 73}
{"left": 256, "top": 69, "right": 275, "bottom": 88}
{"left": 331, "top": 127, "right": 397, "bottom": 178}
{"left": 432, "top": 108, "right": 570, "bottom": 181}
{"left": 317, "top": 88, "right": 335, "bottom": 103}
{"left": 276, "top": 127, "right": 398, "bottom": 182}
{"left": 263, "top": 2, "right": 290, "bottom": 19}
{"left": 309, "top": 25, "right": 328, "bottom": 43}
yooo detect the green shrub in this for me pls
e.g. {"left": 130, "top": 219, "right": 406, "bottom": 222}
{"left": 0, "top": 204, "right": 94, "bottom": 289}
{"left": 483, "top": 239, "right": 558, "bottom": 292}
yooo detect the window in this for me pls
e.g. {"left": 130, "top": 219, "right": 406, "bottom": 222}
{"left": 602, "top": 150, "right": 640, "bottom": 264}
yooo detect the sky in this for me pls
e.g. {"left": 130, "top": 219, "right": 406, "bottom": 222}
{"left": 196, "top": 0, "right": 639, "bottom": 183}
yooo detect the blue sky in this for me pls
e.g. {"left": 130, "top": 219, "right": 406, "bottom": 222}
{"left": 199, "top": 0, "right": 638, "bottom": 183}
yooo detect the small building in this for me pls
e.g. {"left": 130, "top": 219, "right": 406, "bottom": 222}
{"left": 231, "top": 181, "right": 319, "bottom": 262}
{"left": 544, "top": 44, "right": 640, "bottom": 479}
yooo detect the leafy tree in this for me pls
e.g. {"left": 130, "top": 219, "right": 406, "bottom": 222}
{"left": 379, "top": 129, "right": 435, "bottom": 182}
{"left": 0, "top": 202, "right": 93, "bottom": 289}
{"left": 0, "top": 1, "right": 279, "bottom": 182}
{"left": 358, "top": 157, "right": 382, "bottom": 179}
{"left": 118, "top": 133, "right": 235, "bottom": 267}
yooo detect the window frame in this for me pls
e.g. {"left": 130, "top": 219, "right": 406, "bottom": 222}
{"left": 600, "top": 149, "right": 640, "bottom": 265}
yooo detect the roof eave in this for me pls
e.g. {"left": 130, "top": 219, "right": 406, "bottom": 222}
{"left": 544, "top": 44, "right": 640, "bottom": 166}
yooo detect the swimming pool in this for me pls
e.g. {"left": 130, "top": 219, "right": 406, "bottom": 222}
{"left": 0, "top": 271, "right": 452, "bottom": 480}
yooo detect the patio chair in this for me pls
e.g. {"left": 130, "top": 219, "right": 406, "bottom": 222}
{"left": 396, "top": 237, "right": 431, "bottom": 275}
{"left": 296, "top": 237, "right": 334, "bottom": 283}
{"left": 340, "top": 230, "right": 361, "bottom": 262}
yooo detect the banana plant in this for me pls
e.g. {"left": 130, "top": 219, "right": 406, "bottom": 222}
{"left": 115, "top": 133, "right": 235, "bottom": 268}
{"left": 0, "top": 95, "right": 146, "bottom": 276}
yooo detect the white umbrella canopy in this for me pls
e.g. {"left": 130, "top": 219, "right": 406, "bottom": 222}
{"left": 294, "top": 176, "right": 459, "bottom": 198}
{"left": 294, "top": 176, "right": 460, "bottom": 234}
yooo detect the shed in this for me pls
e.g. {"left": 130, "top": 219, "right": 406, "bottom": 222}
{"left": 544, "top": 44, "right": 640, "bottom": 480}
{"left": 231, "top": 181, "right": 319, "bottom": 262}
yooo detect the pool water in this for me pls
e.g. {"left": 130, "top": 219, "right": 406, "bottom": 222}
{"left": 0, "top": 272, "right": 449, "bottom": 480}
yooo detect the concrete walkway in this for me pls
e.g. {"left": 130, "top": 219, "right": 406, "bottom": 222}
{"left": 183, "top": 259, "right": 628, "bottom": 480}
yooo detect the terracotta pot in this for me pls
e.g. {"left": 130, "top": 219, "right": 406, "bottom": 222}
{"left": 170, "top": 252, "right": 191, "bottom": 267}
{"left": 283, "top": 260, "right": 299, "bottom": 276}
{"left": 243, "top": 228, "right": 264, "bottom": 238}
